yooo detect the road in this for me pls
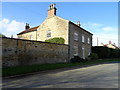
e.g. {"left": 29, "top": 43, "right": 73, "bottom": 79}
{"left": 2, "top": 63, "right": 119, "bottom": 88}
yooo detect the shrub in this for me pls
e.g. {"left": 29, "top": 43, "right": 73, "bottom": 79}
{"left": 45, "top": 37, "right": 65, "bottom": 44}
{"left": 0, "top": 33, "right": 6, "bottom": 37}
{"left": 92, "top": 46, "right": 120, "bottom": 59}
{"left": 92, "top": 46, "right": 110, "bottom": 59}
{"left": 88, "top": 53, "right": 98, "bottom": 60}
{"left": 118, "top": 50, "right": 120, "bottom": 58}
{"left": 70, "top": 56, "right": 85, "bottom": 63}
{"left": 109, "top": 48, "right": 120, "bottom": 58}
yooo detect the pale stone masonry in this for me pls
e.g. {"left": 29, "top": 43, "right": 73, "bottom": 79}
{"left": 17, "top": 4, "right": 93, "bottom": 59}
{"left": 2, "top": 37, "right": 68, "bottom": 67}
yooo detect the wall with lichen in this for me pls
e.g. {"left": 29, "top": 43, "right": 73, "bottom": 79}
{"left": 2, "top": 37, "right": 69, "bottom": 67}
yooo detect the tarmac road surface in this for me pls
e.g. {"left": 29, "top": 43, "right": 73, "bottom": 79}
{"left": 2, "top": 63, "right": 119, "bottom": 88}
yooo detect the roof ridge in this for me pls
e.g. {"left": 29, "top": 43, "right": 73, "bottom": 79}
{"left": 17, "top": 25, "right": 39, "bottom": 35}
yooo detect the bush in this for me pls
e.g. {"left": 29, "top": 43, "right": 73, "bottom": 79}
{"left": 92, "top": 46, "right": 110, "bottom": 59}
{"left": 109, "top": 48, "right": 120, "bottom": 58}
{"left": 88, "top": 53, "right": 98, "bottom": 60}
{"left": 118, "top": 50, "right": 120, "bottom": 58}
{"left": 92, "top": 46, "right": 120, "bottom": 59}
{"left": 0, "top": 33, "right": 6, "bottom": 37}
{"left": 70, "top": 56, "right": 85, "bottom": 63}
{"left": 45, "top": 37, "right": 65, "bottom": 44}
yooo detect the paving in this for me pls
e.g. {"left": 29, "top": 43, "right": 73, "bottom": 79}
{"left": 2, "top": 63, "right": 119, "bottom": 88}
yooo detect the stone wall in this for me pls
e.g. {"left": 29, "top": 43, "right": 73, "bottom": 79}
{"left": 2, "top": 37, "right": 69, "bottom": 67}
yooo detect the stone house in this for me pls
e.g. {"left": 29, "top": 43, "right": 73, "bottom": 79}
{"left": 17, "top": 4, "right": 93, "bottom": 59}
{"left": 100, "top": 41, "right": 119, "bottom": 49}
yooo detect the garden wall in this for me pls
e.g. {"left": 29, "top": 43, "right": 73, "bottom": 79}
{"left": 2, "top": 37, "right": 69, "bottom": 67}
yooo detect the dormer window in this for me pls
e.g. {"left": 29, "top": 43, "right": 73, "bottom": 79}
{"left": 47, "top": 30, "right": 51, "bottom": 37}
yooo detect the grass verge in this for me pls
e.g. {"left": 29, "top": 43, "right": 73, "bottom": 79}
{"left": 3, "top": 59, "right": 120, "bottom": 77}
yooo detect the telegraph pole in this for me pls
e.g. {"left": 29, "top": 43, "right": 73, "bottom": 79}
{"left": 97, "top": 37, "right": 98, "bottom": 46}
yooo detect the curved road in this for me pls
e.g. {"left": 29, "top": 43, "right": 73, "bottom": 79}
{"left": 2, "top": 63, "right": 119, "bottom": 88}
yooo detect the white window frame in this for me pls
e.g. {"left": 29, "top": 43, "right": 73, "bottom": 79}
{"left": 74, "top": 45, "right": 78, "bottom": 56}
{"left": 74, "top": 32, "right": 78, "bottom": 41}
{"left": 47, "top": 30, "right": 51, "bottom": 37}
{"left": 82, "top": 47, "right": 85, "bottom": 59}
{"left": 82, "top": 35, "right": 85, "bottom": 43}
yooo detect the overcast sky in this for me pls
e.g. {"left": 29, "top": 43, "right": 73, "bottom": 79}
{"left": 0, "top": 2, "right": 118, "bottom": 46}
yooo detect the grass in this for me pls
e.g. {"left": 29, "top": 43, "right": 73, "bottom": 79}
{"left": 2, "top": 59, "right": 120, "bottom": 77}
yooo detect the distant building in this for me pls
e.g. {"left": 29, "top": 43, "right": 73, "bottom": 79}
{"left": 17, "top": 4, "right": 93, "bottom": 59}
{"left": 99, "top": 41, "right": 119, "bottom": 49}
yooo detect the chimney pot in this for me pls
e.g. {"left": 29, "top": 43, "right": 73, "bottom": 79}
{"left": 48, "top": 4, "right": 57, "bottom": 17}
{"left": 76, "top": 21, "right": 80, "bottom": 27}
{"left": 25, "top": 23, "right": 30, "bottom": 30}
{"left": 53, "top": 4, "right": 56, "bottom": 8}
{"left": 109, "top": 41, "right": 112, "bottom": 44}
{"left": 49, "top": 5, "right": 52, "bottom": 9}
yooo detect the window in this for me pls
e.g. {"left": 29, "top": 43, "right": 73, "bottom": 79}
{"left": 74, "top": 45, "right": 78, "bottom": 56}
{"left": 74, "top": 32, "right": 78, "bottom": 41}
{"left": 82, "top": 35, "right": 85, "bottom": 43}
{"left": 88, "top": 37, "right": 90, "bottom": 44}
{"left": 47, "top": 30, "right": 51, "bottom": 37}
{"left": 82, "top": 47, "right": 85, "bottom": 59}
{"left": 88, "top": 48, "right": 91, "bottom": 56}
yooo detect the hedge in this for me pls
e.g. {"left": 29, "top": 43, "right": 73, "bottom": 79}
{"left": 92, "top": 46, "right": 120, "bottom": 59}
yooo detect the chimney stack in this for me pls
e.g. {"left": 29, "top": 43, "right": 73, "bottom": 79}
{"left": 25, "top": 23, "right": 30, "bottom": 30}
{"left": 76, "top": 21, "right": 81, "bottom": 27}
{"left": 48, "top": 4, "right": 57, "bottom": 18}
{"left": 109, "top": 41, "right": 112, "bottom": 44}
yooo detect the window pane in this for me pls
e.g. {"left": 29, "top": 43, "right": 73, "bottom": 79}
{"left": 47, "top": 30, "right": 51, "bottom": 37}
{"left": 82, "top": 35, "right": 84, "bottom": 42}
{"left": 74, "top": 45, "right": 78, "bottom": 56}
{"left": 82, "top": 47, "right": 85, "bottom": 59}
{"left": 74, "top": 32, "right": 78, "bottom": 41}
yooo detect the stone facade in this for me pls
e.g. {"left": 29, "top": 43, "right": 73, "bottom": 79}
{"left": 69, "top": 22, "right": 92, "bottom": 59}
{"left": 37, "top": 16, "right": 69, "bottom": 44}
{"left": 18, "top": 31, "right": 37, "bottom": 40}
{"left": 2, "top": 37, "right": 68, "bottom": 67}
{"left": 17, "top": 4, "right": 93, "bottom": 60}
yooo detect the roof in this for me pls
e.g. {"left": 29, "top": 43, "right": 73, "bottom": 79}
{"left": 103, "top": 44, "right": 119, "bottom": 49}
{"left": 17, "top": 26, "right": 39, "bottom": 35}
{"left": 17, "top": 16, "right": 93, "bottom": 35}
{"left": 69, "top": 21, "right": 93, "bottom": 35}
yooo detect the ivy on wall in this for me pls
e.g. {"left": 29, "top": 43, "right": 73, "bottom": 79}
{"left": 45, "top": 37, "right": 65, "bottom": 44}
